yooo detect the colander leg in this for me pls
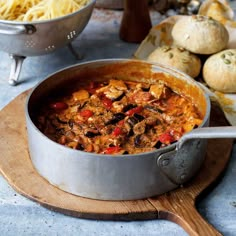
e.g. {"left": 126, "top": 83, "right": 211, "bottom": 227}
{"left": 67, "top": 43, "right": 83, "bottom": 60}
{"left": 8, "top": 54, "right": 26, "bottom": 86}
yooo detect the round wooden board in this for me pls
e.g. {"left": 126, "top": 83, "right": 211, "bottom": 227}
{"left": 0, "top": 91, "right": 233, "bottom": 236}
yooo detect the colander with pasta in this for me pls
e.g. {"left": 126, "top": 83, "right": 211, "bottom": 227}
{"left": 0, "top": 0, "right": 96, "bottom": 85}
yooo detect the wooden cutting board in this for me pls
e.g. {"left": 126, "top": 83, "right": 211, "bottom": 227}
{"left": 0, "top": 90, "right": 233, "bottom": 236}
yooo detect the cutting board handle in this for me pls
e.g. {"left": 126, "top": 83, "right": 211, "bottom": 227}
{"left": 158, "top": 195, "right": 222, "bottom": 236}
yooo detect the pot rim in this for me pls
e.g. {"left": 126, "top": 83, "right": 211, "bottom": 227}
{"left": 25, "top": 58, "right": 211, "bottom": 159}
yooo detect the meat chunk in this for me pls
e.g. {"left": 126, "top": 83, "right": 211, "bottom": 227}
{"left": 150, "top": 83, "right": 171, "bottom": 99}
{"left": 72, "top": 89, "right": 90, "bottom": 101}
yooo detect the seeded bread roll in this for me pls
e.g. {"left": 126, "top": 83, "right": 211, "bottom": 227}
{"left": 203, "top": 49, "right": 236, "bottom": 93}
{"left": 171, "top": 15, "right": 229, "bottom": 55}
{"left": 147, "top": 45, "right": 201, "bottom": 78}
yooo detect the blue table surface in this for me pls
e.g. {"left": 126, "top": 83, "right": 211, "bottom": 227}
{"left": 0, "top": 7, "right": 236, "bottom": 236}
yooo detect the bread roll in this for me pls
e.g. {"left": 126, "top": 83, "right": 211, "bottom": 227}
{"left": 147, "top": 45, "right": 201, "bottom": 78}
{"left": 203, "top": 49, "right": 236, "bottom": 93}
{"left": 171, "top": 15, "right": 229, "bottom": 55}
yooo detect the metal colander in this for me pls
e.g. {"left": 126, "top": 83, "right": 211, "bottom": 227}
{"left": 0, "top": 0, "right": 96, "bottom": 85}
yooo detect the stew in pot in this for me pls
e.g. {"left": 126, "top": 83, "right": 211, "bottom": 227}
{"left": 35, "top": 78, "right": 203, "bottom": 154}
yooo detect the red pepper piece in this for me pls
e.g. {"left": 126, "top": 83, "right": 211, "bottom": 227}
{"left": 80, "top": 109, "right": 94, "bottom": 119}
{"left": 159, "top": 132, "right": 175, "bottom": 144}
{"left": 118, "top": 119, "right": 125, "bottom": 126}
{"left": 50, "top": 102, "right": 68, "bottom": 111}
{"left": 104, "top": 146, "right": 121, "bottom": 154}
{"left": 102, "top": 96, "right": 113, "bottom": 110}
{"left": 88, "top": 81, "right": 101, "bottom": 94}
{"left": 125, "top": 106, "right": 143, "bottom": 116}
{"left": 113, "top": 127, "right": 123, "bottom": 136}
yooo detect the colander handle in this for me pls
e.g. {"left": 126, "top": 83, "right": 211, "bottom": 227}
{"left": 0, "top": 23, "right": 35, "bottom": 35}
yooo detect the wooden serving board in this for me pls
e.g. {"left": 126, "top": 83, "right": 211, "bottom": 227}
{"left": 0, "top": 91, "right": 233, "bottom": 236}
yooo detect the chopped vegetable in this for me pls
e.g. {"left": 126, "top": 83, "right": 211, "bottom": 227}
{"left": 159, "top": 132, "right": 175, "bottom": 144}
{"left": 113, "top": 127, "right": 123, "bottom": 136}
{"left": 125, "top": 106, "right": 143, "bottom": 116}
{"left": 101, "top": 96, "right": 113, "bottom": 110}
{"left": 80, "top": 109, "right": 93, "bottom": 119}
{"left": 104, "top": 146, "right": 121, "bottom": 154}
{"left": 50, "top": 102, "right": 68, "bottom": 111}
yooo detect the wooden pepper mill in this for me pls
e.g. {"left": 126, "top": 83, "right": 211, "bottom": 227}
{"left": 119, "top": 0, "right": 152, "bottom": 43}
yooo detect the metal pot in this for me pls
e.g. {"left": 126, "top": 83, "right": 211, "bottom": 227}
{"left": 0, "top": 0, "right": 95, "bottom": 85}
{"left": 25, "top": 59, "right": 236, "bottom": 200}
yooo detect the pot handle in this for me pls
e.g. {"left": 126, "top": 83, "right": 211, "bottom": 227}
{"left": 177, "top": 126, "right": 236, "bottom": 149}
{"left": 0, "top": 23, "right": 36, "bottom": 35}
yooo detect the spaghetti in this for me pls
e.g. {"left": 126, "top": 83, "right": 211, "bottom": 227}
{"left": 0, "top": 0, "right": 89, "bottom": 21}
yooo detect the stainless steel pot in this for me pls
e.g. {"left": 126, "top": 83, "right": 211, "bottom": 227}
{"left": 25, "top": 59, "right": 236, "bottom": 200}
{"left": 0, "top": 0, "right": 95, "bottom": 85}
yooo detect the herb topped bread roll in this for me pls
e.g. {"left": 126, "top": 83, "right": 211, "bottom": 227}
{"left": 171, "top": 15, "right": 229, "bottom": 55}
{"left": 203, "top": 49, "right": 236, "bottom": 93}
{"left": 147, "top": 45, "right": 201, "bottom": 78}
